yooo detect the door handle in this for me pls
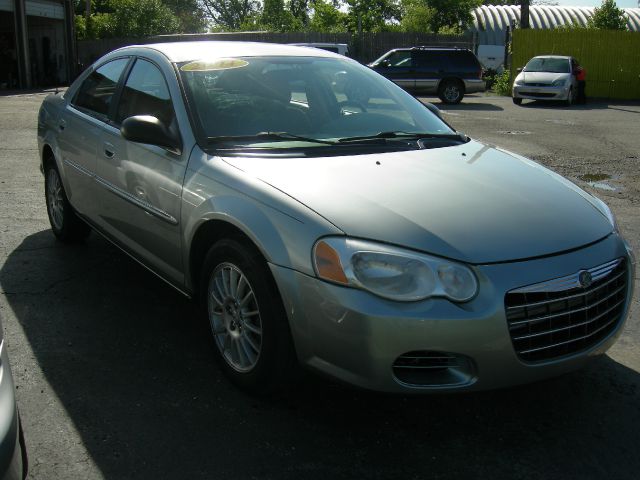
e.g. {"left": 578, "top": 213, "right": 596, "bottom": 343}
{"left": 103, "top": 142, "right": 116, "bottom": 159}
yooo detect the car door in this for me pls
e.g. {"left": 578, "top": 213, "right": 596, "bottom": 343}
{"left": 94, "top": 57, "right": 186, "bottom": 286}
{"left": 58, "top": 58, "right": 130, "bottom": 216}
{"left": 413, "top": 50, "right": 447, "bottom": 92}
{"left": 375, "top": 51, "right": 415, "bottom": 90}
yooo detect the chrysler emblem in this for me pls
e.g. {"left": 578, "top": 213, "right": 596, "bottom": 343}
{"left": 578, "top": 270, "right": 593, "bottom": 288}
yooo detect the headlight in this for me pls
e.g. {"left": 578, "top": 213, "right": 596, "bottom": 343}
{"left": 552, "top": 78, "right": 567, "bottom": 86}
{"left": 313, "top": 237, "right": 478, "bottom": 302}
{"left": 513, "top": 77, "right": 524, "bottom": 86}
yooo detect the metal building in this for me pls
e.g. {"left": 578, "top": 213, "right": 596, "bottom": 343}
{"left": 0, "top": 0, "right": 75, "bottom": 89}
{"left": 471, "top": 5, "right": 640, "bottom": 46}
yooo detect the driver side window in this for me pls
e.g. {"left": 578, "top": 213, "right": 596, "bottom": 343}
{"left": 116, "top": 58, "right": 175, "bottom": 127}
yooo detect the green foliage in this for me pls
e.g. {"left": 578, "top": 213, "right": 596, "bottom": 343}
{"left": 259, "top": 0, "right": 303, "bottom": 31}
{"left": 492, "top": 69, "right": 511, "bottom": 96}
{"left": 76, "top": 0, "right": 180, "bottom": 39}
{"left": 400, "top": 0, "right": 434, "bottom": 33}
{"left": 345, "top": 0, "right": 401, "bottom": 33}
{"left": 400, "top": 0, "right": 481, "bottom": 34}
{"left": 201, "top": 0, "right": 260, "bottom": 30}
{"left": 587, "top": 0, "right": 627, "bottom": 31}
{"left": 309, "top": 0, "right": 348, "bottom": 32}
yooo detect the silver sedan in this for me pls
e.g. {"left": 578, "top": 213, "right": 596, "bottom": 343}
{"left": 37, "top": 42, "right": 635, "bottom": 394}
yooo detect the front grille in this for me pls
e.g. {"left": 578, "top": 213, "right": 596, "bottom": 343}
{"left": 524, "top": 82, "right": 551, "bottom": 87}
{"left": 520, "top": 91, "right": 556, "bottom": 98}
{"left": 505, "top": 258, "right": 627, "bottom": 362}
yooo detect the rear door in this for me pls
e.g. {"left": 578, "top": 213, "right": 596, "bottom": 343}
{"left": 94, "top": 57, "right": 187, "bottom": 286}
{"left": 413, "top": 51, "right": 448, "bottom": 92}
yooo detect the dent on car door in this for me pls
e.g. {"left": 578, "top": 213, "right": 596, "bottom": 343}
{"left": 94, "top": 57, "right": 186, "bottom": 286}
{"left": 58, "top": 57, "right": 130, "bottom": 216}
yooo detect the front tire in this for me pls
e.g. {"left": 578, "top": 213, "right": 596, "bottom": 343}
{"left": 513, "top": 97, "right": 523, "bottom": 105}
{"left": 565, "top": 88, "right": 574, "bottom": 106}
{"left": 200, "top": 238, "right": 296, "bottom": 394}
{"left": 44, "top": 162, "right": 91, "bottom": 242}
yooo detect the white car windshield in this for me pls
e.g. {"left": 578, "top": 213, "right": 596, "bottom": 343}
{"left": 178, "top": 56, "right": 454, "bottom": 148}
{"left": 524, "top": 57, "right": 570, "bottom": 74}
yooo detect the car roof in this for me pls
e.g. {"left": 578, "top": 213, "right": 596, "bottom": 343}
{"left": 113, "top": 41, "right": 340, "bottom": 63}
{"left": 392, "top": 47, "right": 472, "bottom": 52}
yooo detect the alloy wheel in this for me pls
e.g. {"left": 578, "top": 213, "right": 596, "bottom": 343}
{"left": 208, "top": 262, "right": 263, "bottom": 372}
{"left": 46, "top": 168, "right": 65, "bottom": 230}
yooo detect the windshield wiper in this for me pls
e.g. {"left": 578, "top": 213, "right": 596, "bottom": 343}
{"left": 207, "top": 132, "right": 337, "bottom": 146}
{"left": 337, "top": 131, "right": 467, "bottom": 143}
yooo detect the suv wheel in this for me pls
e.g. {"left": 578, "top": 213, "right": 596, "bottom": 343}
{"left": 438, "top": 80, "right": 464, "bottom": 104}
{"left": 513, "top": 97, "right": 523, "bottom": 105}
{"left": 200, "top": 238, "right": 297, "bottom": 394}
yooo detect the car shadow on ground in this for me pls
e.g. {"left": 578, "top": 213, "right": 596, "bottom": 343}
{"left": 516, "top": 99, "right": 640, "bottom": 113}
{"left": 2, "top": 230, "right": 640, "bottom": 479}
{"left": 427, "top": 100, "right": 504, "bottom": 112}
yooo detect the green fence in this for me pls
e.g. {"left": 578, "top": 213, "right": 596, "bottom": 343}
{"left": 511, "top": 29, "right": 640, "bottom": 100}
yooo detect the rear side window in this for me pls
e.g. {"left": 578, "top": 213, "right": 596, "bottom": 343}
{"left": 448, "top": 52, "right": 480, "bottom": 72}
{"left": 73, "top": 58, "right": 129, "bottom": 117}
{"left": 115, "top": 58, "right": 174, "bottom": 126}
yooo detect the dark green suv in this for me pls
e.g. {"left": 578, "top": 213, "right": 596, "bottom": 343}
{"left": 369, "top": 47, "right": 486, "bottom": 104}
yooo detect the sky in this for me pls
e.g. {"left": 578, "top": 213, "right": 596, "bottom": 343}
{"left": 552, "top": 0, "right": 637, "bottom": 7}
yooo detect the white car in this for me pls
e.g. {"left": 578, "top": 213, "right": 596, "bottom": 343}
{"left": 512, "top": 55, "right": 579, "bottom": 105}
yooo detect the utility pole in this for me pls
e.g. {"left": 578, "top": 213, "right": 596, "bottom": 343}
{"left": 520, "top": 0, "right": 530, "bottom": 29}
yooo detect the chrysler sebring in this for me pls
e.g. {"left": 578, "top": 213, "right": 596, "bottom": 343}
{"left": 37, "top": 42, "right": 634, "bottom": 393}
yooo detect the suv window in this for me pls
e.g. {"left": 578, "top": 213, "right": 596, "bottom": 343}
{"left": 116, "top": 58, "right": 174, "bottom": 126}
{"left": 73, "top": 58, "right": 129, "bottom": 117}
{"left": 414, "top": 51, "right": 449, "bottom": 70}
{"left": 385, "top": 51, "right": 412, "bottom": 67}
{"left": 448, "top": 51, "right": 479, "bottom": 71}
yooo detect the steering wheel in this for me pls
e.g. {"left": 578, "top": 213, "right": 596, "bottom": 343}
{"left": 337, "top": 100, "right": 367, "bottom": 115}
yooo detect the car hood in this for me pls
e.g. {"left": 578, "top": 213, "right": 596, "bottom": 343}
{"left": 517, "top": 71, "right": 571, "bottom": 84}
{"left": 221, "top": 140, "right": 612, "bottom": 264}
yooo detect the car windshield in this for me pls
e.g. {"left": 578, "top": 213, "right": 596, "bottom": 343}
{"left": 178, "top": 56, "right": 454, "bottom": 150}
{"left": 524, "top": 57, "right": 570, "bottom": 73}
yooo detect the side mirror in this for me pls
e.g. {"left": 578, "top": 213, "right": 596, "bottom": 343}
{"left": 516, "top": 67, "right": 523, "bottom": 73}
{"left": 121, "top": 115, "right": 181, "bottom": 155}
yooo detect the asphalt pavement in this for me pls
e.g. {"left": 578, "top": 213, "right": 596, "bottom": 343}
{"left": 0, "top": 91, "right": 638, "bottom": 479}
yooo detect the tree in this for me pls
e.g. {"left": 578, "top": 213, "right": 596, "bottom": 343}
{"left": 163, "top": 0, "right": 208, "bottom": 33}
{"left": 587, "top": 0, "right": 627, "bottom": 30}
{"left": 76, "top": 0, "right": 180, "bottom": 39}
{"left": 345, "top": 0, "right": 401, "bottom": 33}
{"left": 309, "top": 0, "right": 348, "bottom": 32}
{"left": 400, "top": 0, "right": 435, "bottom": 33}
{"left": 201, "top": 0, "right": 260, "bottom": 30}
{"left": 289, "top": 0, "right": 311, "bottom": 26}
{"left": 422, "top": 0, "right": 482, "bottom": 33}
{"left": 260, "top": 0, "right": 302, "bottom": 31}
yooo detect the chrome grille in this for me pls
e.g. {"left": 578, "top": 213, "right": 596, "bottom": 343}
{"left": 505, "top": 258, "right": 627, "bottom": 362}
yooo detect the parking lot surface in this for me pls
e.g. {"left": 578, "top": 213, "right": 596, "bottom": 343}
{"left": 0, "top": 92, "right": 638, "bottom": 479}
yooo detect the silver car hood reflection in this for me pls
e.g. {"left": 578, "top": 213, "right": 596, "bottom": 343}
{"left": 517, "top": 71, "right": 572, "bottom": 84}
{"left": 222, "top": 140, "right": 612, "bottom": 264}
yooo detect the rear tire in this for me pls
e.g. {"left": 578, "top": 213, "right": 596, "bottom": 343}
{"left": 200, "top": 238, "right": 297, "bottom": 395}
{"left": 438, "top": 80, "right": 464, "bottom": 104}
{"left": 512, "top": 97, "right": 522, "bottom": 105}
{"left": 44, "top": 162, "right": 91, "bottom": 242}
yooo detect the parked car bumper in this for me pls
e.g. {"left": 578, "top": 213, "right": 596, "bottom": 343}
{"left": 270, "top": 234, "right": 634, "bottom": 393}
{"left": 0, "top": 341, "right": 26, "bottom": 480}
{"left": 512, "top": 84, "right": 571, "bottom": 100}
{"left": 463, "top": 79, "right": 486, "bottom": 93}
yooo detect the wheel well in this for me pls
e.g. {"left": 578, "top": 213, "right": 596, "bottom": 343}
{"left": 189, "top": 220, "right": 263, "bottom": 297}
{"left": 42, "top": 144, "right": 55, "bottom": 170}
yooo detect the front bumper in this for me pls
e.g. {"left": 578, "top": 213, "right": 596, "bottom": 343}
{"left": 271, "top": 234, "right": 634, "bottom": 393}
{"left": 0, "top": 341, "right": 25, "bottom": 480}
{"left": 513, "top": 84, "right": 570, "bottom": 101}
